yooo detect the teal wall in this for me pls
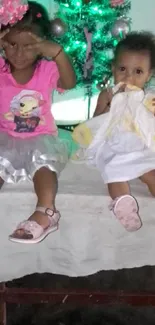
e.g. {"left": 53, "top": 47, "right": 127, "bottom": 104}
{"left": 131, "top": 0, "right": 155, "bottom": 33}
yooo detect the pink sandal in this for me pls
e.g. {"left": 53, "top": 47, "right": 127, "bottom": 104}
{"left": 9, "top": 207, "right": 61, "bottom": 244}
{"left": 109, "top": 195, "right": 142, "bottom": 232}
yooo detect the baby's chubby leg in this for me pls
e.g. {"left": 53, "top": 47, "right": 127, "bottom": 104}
{"left": 139, "top": 170, "right": 155, "bottom": 197}
{"left": 108, "top": 182, "right": 142, "bottom": 231}
{"left": 108, "top": 181, "right": 130, "bottom": 199}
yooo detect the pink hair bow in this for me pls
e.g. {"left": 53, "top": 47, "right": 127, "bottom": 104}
{"left": 0, "top": 0, "right": 28, "bottom": 27}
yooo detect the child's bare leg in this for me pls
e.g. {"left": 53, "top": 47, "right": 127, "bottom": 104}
{"left": 29, "top": 167, "right": 58, "bottom": 227}
{"left": 108, "top": 181, "right": 130, "bottom": 199}
{"left": 139, "top": 170, "right": 155, "bottom": 196}
{"left": 108, "top": 181, "right": 141, "bottom": 231}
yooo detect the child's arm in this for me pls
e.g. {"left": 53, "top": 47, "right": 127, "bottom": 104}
{"left": 54, "top": 49, "right": 76, "bottom": 90}
{"left": 93, "top": 88, "right": 113, "bottom": 117}
{"left": 27, "top": 33, "right": 76, "bottom": 90}
{"left": 94, "top": 83, "right": 126, "bottom": 117}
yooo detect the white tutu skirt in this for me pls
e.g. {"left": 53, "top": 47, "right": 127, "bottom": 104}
{"left": 0, "top": 132, "right": 70, "bottom": 183}
{"left": 89, "top": 131, "right": 155, "bottom": 184}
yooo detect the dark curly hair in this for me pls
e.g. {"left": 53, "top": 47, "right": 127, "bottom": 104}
{"left": 1, "top": 1, "right": 52, "bottom": 40}
{"left": 114, "top": 32, "right": 155, "bottom": 70}
{"left": 1, "top": 1, "right": 53, "bottom": 70}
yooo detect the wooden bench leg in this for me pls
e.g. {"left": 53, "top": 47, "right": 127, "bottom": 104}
{"left": 0, "top": 283, "right": 6, "bottom": 325}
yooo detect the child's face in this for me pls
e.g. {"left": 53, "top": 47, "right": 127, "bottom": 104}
{"left": 3, "top": 29, "right": 39, "bottom": 70}
{"left": 112, "top": 50, "right": 152, "bottom": 88}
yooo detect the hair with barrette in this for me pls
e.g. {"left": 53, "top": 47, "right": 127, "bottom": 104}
{"left": 1, "top": 1, "right": 52, "bottom": 40}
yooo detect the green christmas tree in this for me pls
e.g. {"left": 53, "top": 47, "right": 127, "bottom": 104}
{"left": 53, "top": 0, "right": 130, "bottom": 90}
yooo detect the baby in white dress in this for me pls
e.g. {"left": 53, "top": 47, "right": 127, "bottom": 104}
{"left": 72, "top": 32, "right": 155, "bottom": 232}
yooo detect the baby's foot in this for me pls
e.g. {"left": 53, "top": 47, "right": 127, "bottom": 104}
{"left": 109, "top": 195, "right": 142, "bottom": 232}
{"left": 9, "top": 207, "right": 61, "bottom": 244}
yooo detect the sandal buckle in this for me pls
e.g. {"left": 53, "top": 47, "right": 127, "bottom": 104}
{"left": 45, "top": 208, "right": 54, "bottom": 217}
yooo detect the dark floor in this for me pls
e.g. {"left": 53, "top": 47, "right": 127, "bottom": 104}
{"left": 6, "top": 266, "right": 155, "bottom": 324}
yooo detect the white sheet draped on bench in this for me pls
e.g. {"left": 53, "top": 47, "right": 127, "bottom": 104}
{"left": 0, "top": 163, "right": 155, "bottom": 282}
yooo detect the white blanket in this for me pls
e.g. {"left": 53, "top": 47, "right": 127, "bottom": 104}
{"left": 0, "top": 163, "right": 155, "bottom": 282}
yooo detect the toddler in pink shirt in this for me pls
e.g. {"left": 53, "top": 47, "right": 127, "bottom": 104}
{"left": 0, "top": 1, "right": 76, "bottom": 244}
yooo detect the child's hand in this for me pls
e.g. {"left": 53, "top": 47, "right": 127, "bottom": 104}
{"left": 0, "top": 29, "right": 10, "bottom": 49}
{"left": 27, "top": 32, "right": 76, "bottom": 90}
{"left": 27, "top": 33, "right": 62, "bottom": 59}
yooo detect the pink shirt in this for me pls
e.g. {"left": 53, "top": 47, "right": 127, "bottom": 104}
{"left": 0, "top": 57, "right": 63, "bottom": 138}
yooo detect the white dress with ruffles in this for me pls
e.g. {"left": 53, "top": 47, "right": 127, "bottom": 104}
{"left": 73, "top": 85, "right": 155, "bottom": 184}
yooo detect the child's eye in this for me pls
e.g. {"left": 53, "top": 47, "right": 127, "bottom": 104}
{"left": 119, "top": 66, "right": 126, "bottom": 72}
{"left": 9, "top": 43, "right": 16, "bottom": 48}
{"left": 136, "top": 69, "right": 143, "bottom": 74}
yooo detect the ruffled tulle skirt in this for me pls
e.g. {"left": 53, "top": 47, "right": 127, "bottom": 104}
{"left": 0, "top": 130, "right": 78, "bottom": 183}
